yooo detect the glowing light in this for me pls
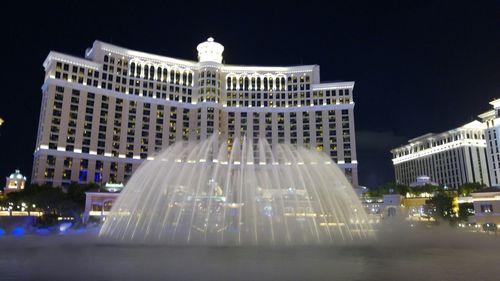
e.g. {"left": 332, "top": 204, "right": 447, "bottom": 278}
{"left": 59, "top": 222, "right": 72, "bottom": 232}
{"left": 12, "top": 227, "right": 25, "bottom": 236}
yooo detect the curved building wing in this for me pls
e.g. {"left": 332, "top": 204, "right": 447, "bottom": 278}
{"left": 33, "top": 38, "right": 359, "bottom": 187}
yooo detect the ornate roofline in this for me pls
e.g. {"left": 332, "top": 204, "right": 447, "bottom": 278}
{"left": 43, "top": 51, "right": 101, "bottom": 71}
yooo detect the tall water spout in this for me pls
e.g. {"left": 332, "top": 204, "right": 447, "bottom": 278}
{"left": 99, "top": 136, "right": 374, "bottom": 245}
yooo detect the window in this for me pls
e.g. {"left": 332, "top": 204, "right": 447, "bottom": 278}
{"left": 481, "top": 204, "right": 493, "bottom": 213}
{"left": 79, "top": 170, "right": 88, "bottom": 182}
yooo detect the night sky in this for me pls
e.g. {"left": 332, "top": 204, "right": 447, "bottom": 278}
{"left": 1, "top": 1, "right": 498, "bottom": 188}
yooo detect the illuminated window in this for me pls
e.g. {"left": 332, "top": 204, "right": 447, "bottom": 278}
{"left": 481, "top": 204, "right": 493, "bottom": 213}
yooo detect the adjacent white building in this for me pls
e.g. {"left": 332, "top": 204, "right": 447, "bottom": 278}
{"left": 392, "top": 98, "right": 500, "bottom": 188}
{"left": 391, "top": 120, "right": 490, "bottom": 188}
{"left": 470, "top": 187, "right": 500, "bottom": 228}
{"left": 33, "top": 38, "right": 359, "bottom": 187}
{"left": 478, "top": 99, "right": 500, "bottom": 186}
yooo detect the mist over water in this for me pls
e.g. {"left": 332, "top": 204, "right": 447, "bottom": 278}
{"left": 1, "top": 221, "right": 499, "bottom": 281}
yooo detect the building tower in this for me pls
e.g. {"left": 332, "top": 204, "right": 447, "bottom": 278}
{"left": 32, "top": 38, "right": 359, "bottom": 187}
{"left": 4, "top": 169, "right": 27, "bottom": 195}
{"left": 479, "top": 98, "right": 500, "bottom": 186}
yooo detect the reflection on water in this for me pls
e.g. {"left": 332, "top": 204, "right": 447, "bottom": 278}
{"left": 1, "top": 225, "right": 499, "bottom": 281}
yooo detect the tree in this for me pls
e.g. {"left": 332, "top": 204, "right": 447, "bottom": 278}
{"left": 66, "top": 182, "right": 99, "bottom": 208}
{"left": 365, "top": 182, "right": 410, "bottom": 197}
{"left": 457, "top": 182, "right": 485, "bottom": 196}
{"left": 427, "top": 192, "right": 457, "bottom": 224}
{"left": 458, "top": 202, "right": 474, "bottom": 221}
{"left": 411, "top": 184, "right": 438, "bottom": 197}
{"left": 0, "top": 183, "right": 102, "bottom": 226}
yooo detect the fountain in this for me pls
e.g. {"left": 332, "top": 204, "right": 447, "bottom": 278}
{"left": 99, "top": 136, "right": 374, "bottom": 245}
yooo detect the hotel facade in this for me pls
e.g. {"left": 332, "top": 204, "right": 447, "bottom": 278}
{"left": 479, "top": 99, "right": 500, "bottom": 186}
{"left": 32, "top": 38, "right": 359, "bottom": 187}
{"left": 391, "top": 98, "right": 500, "bottom": 188}
{"left": 391, "top": 121, "right": 490, "bottom": 188}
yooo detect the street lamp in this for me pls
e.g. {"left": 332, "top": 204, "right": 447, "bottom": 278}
{"left": 0, "top": 117, "right": 3, "bottom": 126}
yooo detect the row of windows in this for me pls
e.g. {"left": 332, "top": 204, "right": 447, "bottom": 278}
{"left": 394, "top": 130, "right": 486, "bottom": 158}
{"left": 52, "top": 59, "right": 352, "bottom": 109}
{"left": 128, "top": 61, "right": 194, "bottom": 86}
{"left": 44, "top": 156, "right": 135, "bottom": 184}
{"left": 47, "top": 83, "right": 354, "bottom": 161}
{"left": 395, "top": 147, "right": 488, "bottom": 188}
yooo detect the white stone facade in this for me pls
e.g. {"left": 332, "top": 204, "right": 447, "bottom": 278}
{"left": 470, "top": 187, "right": 500, "bottom": 227}
{"left": 33, "top": 38, "right": 359, "bottom": 187}
{"left": 479, "top": 99, "right": 500, "bottom": 186}
{"left": 391, "top": 121, "right": 490, "bottom": 188}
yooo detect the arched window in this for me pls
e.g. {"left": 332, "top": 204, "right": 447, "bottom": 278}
{"left": 137, "top": 63, "right": 142, "bottom": 78}
{"left": 170, "top": 70, "right": 175, "bottom": 83}
{"left": 157, "top": 67, "right": 162, "bottom": 81}
{"left": 263, "top": 77, "right": 268, "bottom": 91}
{"left": 149, "top": 66, "right": 155, "bottom": 80}
{"left": 182, "top": 72, "right": 187, "bottom": 86}
{"left": 281, "top": 77, "right": 286, "bottom": 90}
{"left": 251, "top": 77, "right": 256, "bottom": 91}
{"left": 239, "top": 77, "right": 244, "bottom": 90}
{"left": 226, "top": 77, "right": 231, "bottom": 89}
{"left": 244, "top": 77, "right": 249, "bottom": 91}
{"left": 163, "top": 68, "right": 168, "bottom": 82}
{"left": 275, "top": 77, "right": 280, "bottom": 90}
{"left": 257, "top": 77, "right": 261, "bottom": 91}
{"left": 130, "top": 62, "right": 136, "bottom": 76}
{"left": 188, "top": 72, "right": 193, "bottom": 86}
{"left": 144, "top": 65, "right": 149, "bottom": 80}
{"left": 175, "top": 70, "right": 180, "bottom": 84}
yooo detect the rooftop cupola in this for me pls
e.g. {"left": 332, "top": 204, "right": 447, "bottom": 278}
{"left": 197, "top": 37, "right": 224, "bottom": 63}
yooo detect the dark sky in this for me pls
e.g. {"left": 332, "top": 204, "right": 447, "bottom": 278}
{"left": 1, "top": 1, "right": 499, "bottom": 188}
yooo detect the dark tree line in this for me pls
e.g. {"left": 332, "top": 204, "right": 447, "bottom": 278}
{"left": 0, "top": 182, "right": 101, "bottom": 226}
{"left": 365, "top": 182, "right": 485, "bottom": 224}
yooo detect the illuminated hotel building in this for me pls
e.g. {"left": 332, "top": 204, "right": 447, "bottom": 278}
{"left": 479, "top": 99, "right": 500, "bottom": 186}
{"left": 391, "top": 121, "right": 491, "bottom": 188}
{"left": 32, "top": 38, "right": 359, "bottom": 187}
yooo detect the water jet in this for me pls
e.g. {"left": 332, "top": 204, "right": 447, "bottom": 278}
{"left": 100, "top": 136, "right": 373, "bottom": 245}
